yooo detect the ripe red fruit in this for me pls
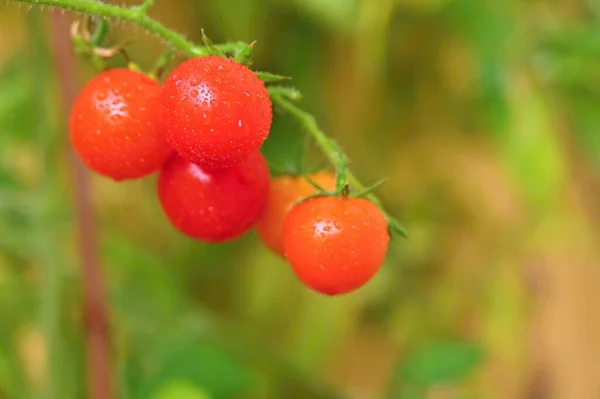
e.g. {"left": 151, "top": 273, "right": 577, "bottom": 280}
{"left": 69, "top": 68, "right": 172, "bottom": 180}
{"left": 160, "top": 56, "right": 272, "bottom": 170}
{"left": 282, "top": 196, "right": 390, "bottom": 295}
{"left": 257, "top": 172, "right": 336, "bottom": 257}
{"left": 158, "top": 151, "right": 270, "bottom": 243}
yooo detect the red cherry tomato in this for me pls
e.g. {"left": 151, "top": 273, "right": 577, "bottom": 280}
{"left": 257, "top": 172, "right": 336, "bottom": 257}
{"left": 282, "top": 196, "right": 390, "bottom": 295}
{"left": 158, "top": 151, "right": 270, "bottom": 243}
{"left": 69, "top": 68, "right": 172, "bottom": 180}
{"left": 160, "top": 56, "right": 272, "bottom": 170}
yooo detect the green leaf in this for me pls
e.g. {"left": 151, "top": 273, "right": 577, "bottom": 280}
{"left": 267, "top": 86, "right": 302, "bottom": 101}
{"left": 255, "top": 71, "right": 291, "bottom": 83}
{"left": 151, "top": 380, "right": 211, "bottom": 399}
{"left": 233, "top": 42, "right": 255, "bottom": 66}
{"left": 201, "top": 30, "right": 227, "bottom": 58}
{"left": 388, "top": 218, "right": 409, "bottom": 239}
{"left": 400, "top": 340, "right": 484, "bottom": 386}
{"left": 137, "top": 341, "right": 255, "bottom": 399}
{"left": 352, "top": 177, "right": 389, "bottom": 198}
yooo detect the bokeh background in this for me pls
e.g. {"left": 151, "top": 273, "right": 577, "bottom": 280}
{"left": 2, "top": 0, "right": 600, "bottom": 398}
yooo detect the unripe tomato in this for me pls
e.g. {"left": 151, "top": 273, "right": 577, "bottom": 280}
{"left": 257, "top": 172, "right": 336, "bottom": 257}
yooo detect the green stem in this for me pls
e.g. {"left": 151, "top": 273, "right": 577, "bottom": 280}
{"left": 13, "top": 0, "right": 246, "bottom": 56}
{"left": 269, "top": 91, "right": 408, "bottom": 237}
{"left": 268, "top": 89, "right": 343, "bottom": 169}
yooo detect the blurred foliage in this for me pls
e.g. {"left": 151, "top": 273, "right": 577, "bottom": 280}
{"left": 2, "top": 0, "right": 600, "bottom": 398}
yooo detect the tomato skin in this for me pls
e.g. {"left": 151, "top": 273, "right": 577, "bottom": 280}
{"left": 69, "top": 68, "right": 172, "bottom": 180}
{"left": 160, "top": 56, "right": 272, "bottom": 170}
{"left": 158, "top": 151, "right": 270, "bottom": 243}
{"left": 282, "top": 196, "right": 390, "bottom": 295}
{"left": 257, "top": 172, "right": 336, "bottom": 257}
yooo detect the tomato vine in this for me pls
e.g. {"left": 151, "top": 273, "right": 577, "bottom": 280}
{"left": 11, "top": 0, "right": 407, "bottom": 237}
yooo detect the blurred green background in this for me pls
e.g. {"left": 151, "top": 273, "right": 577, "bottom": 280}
{"left": 2, "top": 0, "right": 600, "bottom": 398}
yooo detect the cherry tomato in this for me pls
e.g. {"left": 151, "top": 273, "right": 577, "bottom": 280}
{"left": 158, "top": 151, "right": 270, "bottom": 242}
{"left": 69, "top": 68, "right": 172, "bottom": 180}
{"left": 160, "top": 56, "right": 272, "bottom": 170}
{"left": 282, "top": 196, "right": 390, "bottom": 295}
{"left": 257, "top": 172, "right": 336, "bottom": 257}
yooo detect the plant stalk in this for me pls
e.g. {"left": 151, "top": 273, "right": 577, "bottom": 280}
{"left": 14, "top": 0, "right": 245, "bottom": 56}
{"left": 49, "top": 11, "right": 113, "bottom": 399}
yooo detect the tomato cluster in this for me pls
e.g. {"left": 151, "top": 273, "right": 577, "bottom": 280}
{"left": 69, "top": 56, "right": 390, "bottom": 295}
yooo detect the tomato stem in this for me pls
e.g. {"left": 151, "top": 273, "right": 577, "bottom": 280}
{"left": 13, "top": 0, "right": 247, "bottom": 57}
{"left": 269, "top": 91, "right": 408, "bottom": 238}
{"left": 150, "top": 47, "right": 174, "bottom": 80}
{"left": 341, "top": 185, "right": 351, "bottom": 198}
{"left": 138, "top": 0, "right": 154, "bottom": 14}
